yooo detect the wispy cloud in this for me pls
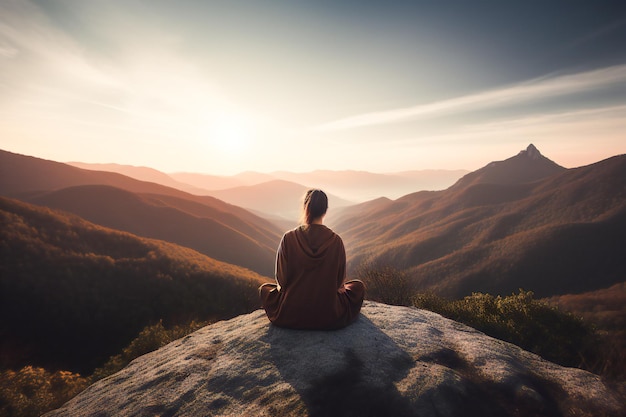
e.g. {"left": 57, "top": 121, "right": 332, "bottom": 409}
{"left": 0, "top": 1, "right": 229, "bottom": 133}
{"left": 0, "top": 43, "right": 18, "bottom": 58}
{"left": 567, "top": 17, "right": 626, "bottom": 50}
{"left": 316, "top": 64, "right": 626, "bottom": 131}
{"left": 408, "top": 104, "right": 626, "bottom": 144}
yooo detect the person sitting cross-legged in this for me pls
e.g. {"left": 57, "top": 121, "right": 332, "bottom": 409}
{"left": 259, "top": 189, "right": 365, "bottom": 330}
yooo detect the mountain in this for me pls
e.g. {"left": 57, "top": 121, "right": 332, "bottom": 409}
{"left": 270, "top": 169, "right": 469, "bottom": 201}
{"left": 44, "top": 302, "right": 624, "bottom": 417}
{"left": 0, "top": 149, "right": 282, "bottom": 276}
{"left": 0, "top": 150, "right": 195, "bottom": 198}
{"left": 207, "top": 179, "right": 354, "bottom": 222}
{"left": 0, "top": 196, "right": 268, "bottom": 374}
{"left": 27, "top": 185, "right": 278, "bottom": 276}
{"left": 450, "top": 144, "right": 566, "bottom": 189}
{"left": 68, "top": 162, "right": 212, "bottom": 195}
{"left": 169, "top": 171, "right": 276, "bottom": 191}
{"left": 335, "top": 145, "right": 626, "bottom": 298}
{"left": 63, "top": 156, "right": 467, "bottom": 207}
{"left": 170, "top": 168, "right": 468, "bottom": 202}
{"left": 327, "top": 196, "right": 395, "bottom": 230}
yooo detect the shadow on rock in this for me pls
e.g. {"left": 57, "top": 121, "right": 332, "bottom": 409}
{"left": 262, "top": 315, "right": 417, "bottom": 417}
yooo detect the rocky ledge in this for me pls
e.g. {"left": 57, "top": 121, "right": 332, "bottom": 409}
{"left": 45, "top": 302, "right": 624, "bottom": 417}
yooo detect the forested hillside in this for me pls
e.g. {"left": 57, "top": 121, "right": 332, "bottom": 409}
{"left": 0, "top": 197, "right": 268, "bottom": 374}
{"left": 337, "top": 147, "right": 626, "bottom": 298}
{"left": 28, "top": 185, "right": 278, "bottom": 276}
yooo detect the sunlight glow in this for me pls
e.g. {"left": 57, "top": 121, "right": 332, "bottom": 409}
{"left": 211, "top": 113, "right": 251, "bottom": 154}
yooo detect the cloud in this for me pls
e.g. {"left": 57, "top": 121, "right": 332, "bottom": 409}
{"left": 567, "top": 17, "right": 626, "bottom": 50}
{"left": 356, "top": 104, "right": 626, "bottom": 169}
{"left": 0, "top": 0, "right": 121, "bottom": 91}
{"left": 0, "top": 43, "right": 18, "bottom": 58}
{"left": 316, "top": 64, "right": 626, "bottom": 131}
{"left": 0, "top": 1, "right": 217, "bottom": 128}
{"left": 469, "top": 104, "right": 623, "bottom": 139}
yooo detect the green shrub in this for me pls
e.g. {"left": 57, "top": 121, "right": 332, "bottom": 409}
{"left": 354, "top": 261, "right": 415, "bottom": 306}
{"left": 591, "top": 331, "right": 626, "bottom": 381}
{"left": 412, "top": 290, "right": 600, "bottom": 370}
{"left": 0, "top": 366, "right": 88, "bottom": 417}
{"left": 0, "top": 319, "right": 209, "bottom": 417}
{"left": 90, "top": 319, "right": 208, "bottom": 382}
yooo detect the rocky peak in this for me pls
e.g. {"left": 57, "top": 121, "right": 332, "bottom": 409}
{"left": 45, "top": 302, "right": 624, "bottom": 417}
{"left": 520, "top": 143, "right": 541, "bottom": 160}
{"left": 451, "top": 144, "right": 566, "bottom": 189}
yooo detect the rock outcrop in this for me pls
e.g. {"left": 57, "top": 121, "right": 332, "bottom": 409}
{"left": 45, "top": 302, "right": 624, "bottom": 417}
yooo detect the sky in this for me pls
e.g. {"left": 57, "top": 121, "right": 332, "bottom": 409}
{"left": 1, "top": 0, "right": 625, "bottom": 175}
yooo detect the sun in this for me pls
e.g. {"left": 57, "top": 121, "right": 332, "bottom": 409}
{"left": 212, "top": 113, "right": 250, "bottom": 154}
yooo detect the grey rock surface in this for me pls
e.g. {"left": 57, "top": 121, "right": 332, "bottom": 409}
{"left": 45, "top": 302, "right": 624, "bottom": 417}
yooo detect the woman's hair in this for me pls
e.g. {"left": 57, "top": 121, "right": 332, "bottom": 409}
{"left": 301, "top": 189, "right": 328, "bottom": 225}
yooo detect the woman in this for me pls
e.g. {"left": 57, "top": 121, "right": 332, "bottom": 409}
{"left": 259, "top": 189, "right": 365, "bottom": 330}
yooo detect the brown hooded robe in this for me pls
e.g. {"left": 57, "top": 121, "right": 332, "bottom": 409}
{"left": 259, "top": 224, "right": 365, "bottom": 330}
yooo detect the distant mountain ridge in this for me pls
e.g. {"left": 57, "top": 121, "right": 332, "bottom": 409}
{"left": 74, "top": 163, "right": 467, "bottom": 202}
{"left": 66, "top": 159, "right": 468, "bottom": 219}
{"left": 68, "top": 162, "right": 212, "bottom": 195}
{"left": 336, "top": 145, "right": 626, "bottom": 298}
{"left": 265, "top": 169, "right": 469, "bottom": 201}
{"left": 0, "top": 149, "right": 282, "bottom": 277}
{"left": 1, "top": 150, "right": 194, "bottom": 198}
{"left": 208, "top": 179, "right": 354, "bottom": 222}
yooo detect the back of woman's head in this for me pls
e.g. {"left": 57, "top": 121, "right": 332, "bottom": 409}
{"left": 301, "top": 189, "right": 328, "bottom": 225}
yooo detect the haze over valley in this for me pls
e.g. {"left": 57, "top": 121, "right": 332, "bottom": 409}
{"left": 70, "top": 160, "right": 469, "bottom": 213}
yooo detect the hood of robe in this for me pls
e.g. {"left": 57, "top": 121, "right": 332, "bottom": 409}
{"left": 293, "top": 225, "right": 340, "bottom": 265}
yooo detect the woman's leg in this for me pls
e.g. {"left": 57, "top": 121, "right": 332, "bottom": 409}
{"left": 343, "top": 280, "right": 365, "bottom": 324}
{"left": 344, "top": 279, "right": 366, "bottom": 301}
{"left": 259, "top": 283, "right": 282, "bottom": 324}
{"left": 258, "top": 283, "right": 278, "bottom": 305}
